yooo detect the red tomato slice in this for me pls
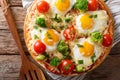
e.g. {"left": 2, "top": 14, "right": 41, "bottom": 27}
{"left": 102, "top": 34, "right": 112, "bottom": 47}
{"left": 88, "top": 0, "right": 98, "bottom": 11}
{"left": 60, "top": 59, "right": 74, "bottom": 74}
{"left": 36, "top": 1, "right": 50, "bottom": 13}
{"left": 34, "top": 40, "right": 46, "bottom": 54}
{"left": 63, "top": 26, "right": 76, "bottom": 41}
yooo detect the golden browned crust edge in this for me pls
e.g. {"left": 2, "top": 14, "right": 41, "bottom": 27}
{"left": 24, "top": 0, "right": 114, "bottom": 76}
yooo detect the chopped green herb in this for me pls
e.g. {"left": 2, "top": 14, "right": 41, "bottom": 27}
{"left": 91, "top": 53, "right": 96, "bottom": 63}
{"left": 89, "top": 14, "right": 98, "bottom": 18}
{"left": 39, "top": 29, "right": 42, "bottom": 33}
{"left": 57, "top": 40, "right": 70, "bottom": 56}
{"left": 64, "top": 64, "right": 71, "bottom": 70}
{"left": 46, "top": 32, "right": 52, "bottom": 39}
{"left": 65, "top": 17, "right": 71, "bottom": 23}
{"left": 52, "top": 14, "right": 62, "bottom": 23}
{"left": 50, "top": 57, "right": 60, "bottom": 67}
{"left": 52, "top": 24, "right": 57, "bottom": 29}
{"left": 36, "top": 55, "right": 45, "bottom": 60}
{"left": 36, "top": 17, "right": 46, "bottom": 27}
{"left": 73, "top": 0, "right": 88, "bottom": 12}
{"left": 33, "top": 26, "right": 39, "bottom": 29}
{"left": 77, "top": 44, "right": 84, "bottom": 48}
{"left": 63, "top": 55, "right": 72, "bottom": 60}
{"left": 91, "top": 31, "right": 103, "bottom": 43}
{"left": 78, "top": 60, "right": 84, "bottom": 64}
{"left": 44, "top": 52, "right": 49, "bottom": 58}
{"left": 76, "top": 65, "right": 83, "bottom": 72}
{"left": 34, "top": 35, "right": 39, "bottom": 40}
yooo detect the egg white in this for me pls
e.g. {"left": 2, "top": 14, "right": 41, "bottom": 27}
{"left": 49, "top": 0, "right": 76, "bottom": 16}
{"left": 72, "top": 38, "right": 104, "bottom": 67}
{"left": 75, "top": 10, "right": 109, "bottom": 35}
{"left": 41, "top": 29, "right": 60, "bottom": 52}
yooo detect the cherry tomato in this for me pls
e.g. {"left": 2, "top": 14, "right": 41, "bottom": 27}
{"left": 63, "top": 26, "right": 76, "bottom": 41}
{"left": 60, "top": 59, "right": 74, "bottom": 74}
{"left": 102, "top": 34, "right": 112, "bottom": 47}
{"left": 34, "top": 40, "right": 46, "bottom": 54}
{"left": 36, "top": 1, "right": 49, "bottom": 13}
{"left": 88, "top": 0, "right": 98, "bottom": 11}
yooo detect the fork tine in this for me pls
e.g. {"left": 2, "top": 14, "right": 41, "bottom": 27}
{"left": 20, "top": 68, "right": 25, "bottom": 80}
{"left": 30, "top": 70, "right": 38, "bottom": 80}
{"left": 35, "top": 70, "right": 46, "bottom": 80}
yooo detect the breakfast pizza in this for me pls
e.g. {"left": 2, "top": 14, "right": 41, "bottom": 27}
{"left": 24, "top": 0, "right": 114, "bottom": 76}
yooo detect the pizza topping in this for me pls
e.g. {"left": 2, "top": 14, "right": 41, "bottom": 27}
{"left": 34, "top": 40, "right": 46, "bottom": 54}
{"left": 91, "top": 31, "right": 103, "bottom": 43}
{"left": 57, "top": 40, "right": 70, "bottom": 56}
{"left": 36, "top": 1, "right": 50, "bottom": 13}
{"left": 36, "top": 16, "right": 46, "bottom": 27}
{"left": 60, "top": 59, "right": 74, "bottom": 74}
{"left": 50, "top": 57, "right": 60, "bottom": 67}
{"left": 91, "top": 53, "right": 96, "bottom": 63}
{"left": 78, "top": 60, "right": 84, "bottom": 64}
{"left": 73, "top": 0, "right": 88, "bottom": 12}
{"left": 76, "top": 65, "right": 84, "bottom": 72}
{"left": 88, "top": 0, "right": 98, "bottom": 11}
{"left": 56, "top": 0, "right": 70, "bottom": 12}
{"left": 36, "top": 55, "right": 46, "bottom": 60}
{"left": 102, "top": 34, "right": 112, "bottom": 47}
{"left": 63, "top": 26, "right": 76, "bottom": 41}
{"left": 43, "top": 29, "right": 60, "bottom": 46}
{"left": 34, "top": 34, "right": 39, "bottom": 40}
{"left": 64, "top": 17, "right": 71, "bottom": 23}
{"left": 52, "top": 14, "right": 62, "bottom": 23}
{"left": 80, "top": 14, "right": 94, "bottom": 30}
{"left": 80, "top": 41, "right": 94, "bottom": 57}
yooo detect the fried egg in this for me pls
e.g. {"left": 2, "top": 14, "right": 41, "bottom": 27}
{"left": 75, "top": 10, "right": 109, "bottom": 35}
{"left": 72, "top": 38, "right": 104, "bottom": 67}
{"left": 41, "top": 29, "right": 60, "bottom": 52}
{"left": 50, "top": 0, "right": 76, "bottom": 16}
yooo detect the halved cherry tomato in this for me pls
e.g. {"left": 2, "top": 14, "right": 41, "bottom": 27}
{"left": 34, "top": 40, "right": 46, "bottom": 54}
{"left": 102, "top": 34, "right": 112, "bottom": 47}
{"left": 60, "top": 59, "right": 74, "bottom": 74}
{"left": 88, "top": 0, "right": 98, "bottom": 11}
{"left": 63, "top": 26, "right": 76, "bottom": 41}
{"left": 36, "top": 1, "right": 50, "bottom": 13}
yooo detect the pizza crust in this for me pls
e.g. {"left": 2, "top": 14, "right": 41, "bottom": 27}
{"left": 24, "top": 0, "right": 114, "bottom": 76}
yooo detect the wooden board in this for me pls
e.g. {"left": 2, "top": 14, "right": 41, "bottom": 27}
{"left": 0, "top": 0, "right": 120, "bottom": 80}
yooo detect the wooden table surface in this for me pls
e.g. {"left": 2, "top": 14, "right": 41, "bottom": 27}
{"left": 0, "top": 0, "right": 120, "bottom": 80}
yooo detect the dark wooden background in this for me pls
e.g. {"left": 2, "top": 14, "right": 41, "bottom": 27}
{"left": 0, "top": 0, "right": 120, "bottom": 80}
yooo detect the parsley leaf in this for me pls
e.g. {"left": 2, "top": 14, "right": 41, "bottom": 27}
{"left": 36, "top": 17, "right": 46, "bottom": 27}
{"left": 52, "top": 14, "right": 62, "bottom": 23}
{"left": 50, "top": 57, "right": 60, "bottom": 67}
{"left": 78, "top": 60, "right": 84, "bottom": 64}
{"left": 34, "top": 35, "right": 39, "bottom": 40}
{"left": 73, "top": 0, "right": 88, "bottom": 12}
{"left": 77, "top": 44, "right": 84, "bottom": 48}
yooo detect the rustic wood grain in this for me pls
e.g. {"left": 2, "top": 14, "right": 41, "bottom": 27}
{"left": 0, "top": 55, "right": 21, "bottom": 80}
{"left": 0, "top": 0, "right": 120, "bottom": 79}
{"left": 0, "top": 0, "right": 22, "bottom": 7}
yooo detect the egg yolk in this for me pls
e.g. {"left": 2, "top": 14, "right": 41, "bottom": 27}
{"left": 55, "top": 0, "right": 70, "bottom": 12}
{"left": 44, "top": 29, "right": 59, "bottom": 46}
{"left": 80, "top": 14, "right": 94, "bottom": 30}
{"left": 80, "top": 41, "right": 94, "bottom": 57}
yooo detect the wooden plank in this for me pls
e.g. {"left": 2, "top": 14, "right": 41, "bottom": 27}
{"left": 0, "top": 55, "right": 21, "bottom": 80}
{"left": 0, "top": 7, "right": 26, "bottom": 22}
{"left": 0, "top": 0, "right": 22, "bottom": 6}
{"left": 0, "top": 55, "right": 120, "bottom": 80}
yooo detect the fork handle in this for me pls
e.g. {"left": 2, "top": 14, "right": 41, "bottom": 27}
{"left": 0, "top": 0, "right": 27, "bottom": 60}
